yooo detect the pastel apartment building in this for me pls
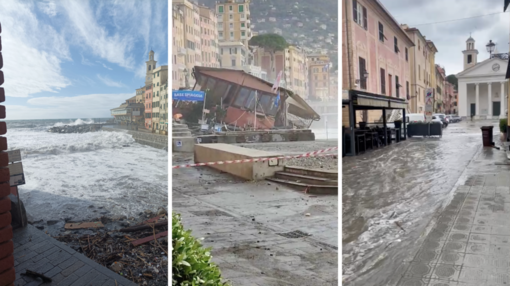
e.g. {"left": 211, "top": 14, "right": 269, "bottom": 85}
{"left": 151, "top": 65, "right": 168, "bottom": 131}
{"left": 215, "top": 0, "right": 252, "bottom": 47}
{"left": 199, "top": 5, "right": 220, "bottom": 68}
{"left": 172, "top": 6, "right": 186, "bottom": 90}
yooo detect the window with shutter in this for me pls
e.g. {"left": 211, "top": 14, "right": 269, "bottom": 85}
{"left": 359, "top": 57, "right": 367, "bottom": 90}
{"left": 380, "top": 68, "right": 386, "bottom": 94}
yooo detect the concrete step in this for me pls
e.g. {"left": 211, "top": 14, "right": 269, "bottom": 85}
{"left": 266, "top": 178, "right": 337, "bottom": 195}
{"left": 283, "top": 166, "right": 338, "bottom": 180}
{"left": 172, "top": 131, "right": 192, "bottom": 137}
{"left": 173, "top": 123, "right": 188, "bottom": 129}
{"left": 172, "top": 137, "right": 195, "bottom": 152}
{"left": 172, "top": 127, "right": 190, "bottom": 132}
{"left": 274, "top": 171, "right": 337, "bottom": 186}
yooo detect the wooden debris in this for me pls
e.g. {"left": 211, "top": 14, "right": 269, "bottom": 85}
{"left": 141, "top": 215, "right": 164, "bottom": 225}
{"left": 65, "top": 221, "right": 104, "bottom": 230}
{"left": 119, "top": 220, "right": 167, "bottom": 233}
{"left": 21, "top": 270, "right": 52, "bottom": 283}
{"left": 132, "top": 231, "right": 168, "bottom": 247}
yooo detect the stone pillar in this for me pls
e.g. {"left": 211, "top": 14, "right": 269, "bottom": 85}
{"left": 475, "top": 83, "right": 480, "bottom": 117}
{"left": 458, "top": 81, "right": 468, "bottom": 117}
{"left": 488, "top": 82, "right": 492, "bottom": 118}
{"left": 501, "top": 82, "right": 506, "bottom": 119}
{"left": 0, "top": 21, "right": 15, "bottom": 285}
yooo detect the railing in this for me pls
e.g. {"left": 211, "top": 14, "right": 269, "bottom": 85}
{"left": 491, "top": 53, "right": 509, "bottom": 60}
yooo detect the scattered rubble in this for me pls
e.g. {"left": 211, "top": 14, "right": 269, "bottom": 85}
{"left": 286, "top": 155, "right": 338, "bottom": 170}
{"left": 52, "top": 209, "right": 168, "bottom": 286}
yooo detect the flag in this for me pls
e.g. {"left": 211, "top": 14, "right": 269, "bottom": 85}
{"left": 272, "top": 71, "right": 283, "bottom": 93}
{"left": 275, "top": 91, "right": 280, "bottom": 108}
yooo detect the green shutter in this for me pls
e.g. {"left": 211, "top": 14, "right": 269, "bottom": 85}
{"left": 218, "top": 6, "right": 223, "bottom": 13}
{"left": 239, "top": 5, "right": 243, "bottom": 12}
{"left": 241, "top": 23, "right": 245, "bottom": 27}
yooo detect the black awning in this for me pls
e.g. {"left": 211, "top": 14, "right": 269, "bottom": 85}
{"left": 505, "top": 0, "right": 510, "bottom": 11}
{"left": 348, "top": 90, "right": 407, "bottom": 109}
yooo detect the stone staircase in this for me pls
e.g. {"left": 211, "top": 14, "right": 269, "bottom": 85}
{"left": 266, "top": 166, "right": 338, "bottom": 195}
{"left": 172, "top": 122, "right": 195, "bottom": 152}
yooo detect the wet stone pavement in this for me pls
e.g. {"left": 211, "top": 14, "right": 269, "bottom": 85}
{"left": 13, "top": 225, "right": 137, "bottom": 286}
{"left": 395, "top": 145, "right": 510, "bottom": 286}
{"left": 342, "top": 120, "right": 510, "bottom": 285}
{"left": 172, "top": 146, "right": 338, "bottom": 286}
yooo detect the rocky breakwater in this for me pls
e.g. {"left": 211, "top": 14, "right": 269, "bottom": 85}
{"left": 48, "top": 123, "right": 105, "bottom": 133}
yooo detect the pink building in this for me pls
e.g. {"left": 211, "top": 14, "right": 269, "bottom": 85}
{"left": 342, "top": 0, "right": 413, "bottom": 100}
{"left": 144, "top": 87, "right": 153, "bottom": 129}
{"left": 445, "top": 81, "right": 455, "bottom": 114}
{"left": 199, "top": 6, "right": 220, "bottom": 68}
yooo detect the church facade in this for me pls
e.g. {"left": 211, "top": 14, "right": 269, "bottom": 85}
{"left": 457, "top": 37, "right": 508, "bottom": 119}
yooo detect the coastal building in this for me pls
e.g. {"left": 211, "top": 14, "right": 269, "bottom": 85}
{"left": 456, "top": 36, "right": 508, "bottom": 119}
{"left": 435, "top": 64, "right": 445, "bottom": 113}
{"left": 215, "top": 0, "right": 252, "bottom": 48}
{"left": 401, "top": 25, "right": 431, "bottom": 113}
{"left": 173, "top": 0, "right": 201, "bottom": 88}
{"left": 172, "top": 6, "right": 186, "bottom": 90}
{"left": 110, "top": 96, "right": 144, "bottom": 125}
{"left": 427, "top": 40, "right": 439, "bottom": 112}
{"left": 152, "top": 65, "right": 168, "bottom": 132}
{"left": 199, "top": 5, "right": 220, "bottom": 68}
{"left": 342, "top": 0, "right": 414, "bottom": 128}
{"left": 160, "top": 83, "right": 169, "bottom": 132}
{"left": 145, "top": 86, "right": 153, "bottom": 129}
{"left": 135, "top": 87, "right": 145, "bottom": 104}
{"left": 445, "top": 81, "right": 455, "bottom": 114}
{"left": 308, "top": 54, "right": 331, "bottom": 100}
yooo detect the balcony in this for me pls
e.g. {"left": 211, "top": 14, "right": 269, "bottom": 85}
{"left": 178, "top": 47, "right": 186, "bottom": 56}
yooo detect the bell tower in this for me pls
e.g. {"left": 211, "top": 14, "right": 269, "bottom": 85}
{"left": 145, "top": 50, "right": 157, "bottom": 87}
{"left": 462, "top": 35, "right": 478, "bottom": 71}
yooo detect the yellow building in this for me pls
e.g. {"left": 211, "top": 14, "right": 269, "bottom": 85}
{"left": 135, "top": 87, "right": 145, "bottom": 104}
{"left": 285, "top": 46, "right": 308, "bottom": 98}
{"left": 172, "top": 6, "right": 186, "bottom": 90}
{"left": 427, "top": 40, "right": 439, "bottom": 112}
{"left": 160, "top": 83, "right": 169, "bottom": 133}
{"left": 173, "top": 0, "right": 201, "bottom": 88}
{"left": 151, "top": 65, "right": 168, "bottom": 132}
{"left": 215, "top": 0, "right": 252, "bottom": 47}
{"left": 307, "top": 54, "right": 330, "bottom": 100}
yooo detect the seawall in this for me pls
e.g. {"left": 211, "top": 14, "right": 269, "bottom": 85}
{"left": 102, "top": 126, "right": 168, "bottom": 151}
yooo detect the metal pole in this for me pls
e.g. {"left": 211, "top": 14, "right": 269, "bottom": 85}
{"left": 201, "top": 91, "right": 207, "bottom": 124}
{"left": 324, "top": 116, "right": 328, "bottom": 140}
{"left": 254, "top": 90, "right": 257, "bottom": 130}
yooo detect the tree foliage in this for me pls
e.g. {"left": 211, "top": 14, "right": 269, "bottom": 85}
{"left": 249, "top": 33, "right": 289, "bottom": 53}
{"left": 172, "top": 212, "right": 230, "bottom": 286}
{"left": 446, "top": 74, "right": 458, "bottom": 90}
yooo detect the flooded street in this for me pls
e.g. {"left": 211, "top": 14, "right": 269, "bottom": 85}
{"left": 342, "top": 120, "right": 502, "bottom": 285}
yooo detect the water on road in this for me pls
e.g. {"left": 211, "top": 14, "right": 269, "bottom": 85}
{"left": 342, "top": 120, "right": 501, "bottom": 285}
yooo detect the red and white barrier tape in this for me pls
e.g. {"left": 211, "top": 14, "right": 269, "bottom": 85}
{"left": 172, "top": 146, "right": 338, "bottom": 169}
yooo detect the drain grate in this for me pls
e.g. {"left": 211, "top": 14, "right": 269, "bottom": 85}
{"left": 277, "top": 230, "right": 311, "bottom": 239}
{"left": 190, "top": 210, "right": 233, "bottom": 217}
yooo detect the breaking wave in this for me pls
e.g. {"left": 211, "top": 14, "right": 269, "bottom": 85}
{"left": 8, "top": 130, "right": 136, "bottom": 156}
{"left": 52, "top": 118, "right": 95, "bottom": 127}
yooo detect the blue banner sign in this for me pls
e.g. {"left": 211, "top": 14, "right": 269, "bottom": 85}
{"left": 172, "top": 90, "right": 205, "bottom": 101}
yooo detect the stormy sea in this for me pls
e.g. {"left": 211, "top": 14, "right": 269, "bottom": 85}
{"left": 6, "top": 118, "right": 168, "bottom": 231}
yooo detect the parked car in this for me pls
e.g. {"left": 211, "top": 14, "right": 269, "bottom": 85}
{"left": 453, "top": 115, "right": 462, "bottom": 122}
{"left": 433, "top": 113, "right": 448, "bottom": 127}
{"left": 431, "top": 115, "right": 445, "bottom": 128}
{"left": 446, "top": 114, "right": 460, "bottom": 123}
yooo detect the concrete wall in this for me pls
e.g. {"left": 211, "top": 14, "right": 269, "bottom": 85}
{"left": 194, "top": 143, "right": 284, "bottom": 180}
{"left": 102, "top": 127, "right": 168, "bottom": 151}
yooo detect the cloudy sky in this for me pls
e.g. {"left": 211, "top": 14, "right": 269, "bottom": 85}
{"left": 379, "top": 0, "right": 510, "bottom": 76}
{"left": 0, "top": 0, "right": 168, "bottom": 120}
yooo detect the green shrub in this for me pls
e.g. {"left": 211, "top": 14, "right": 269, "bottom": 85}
{"left": 500, "top": 118, "right": 508, "bottom": 133}
{"left": 172, "top": 212, "right": 229, "bottom": 286}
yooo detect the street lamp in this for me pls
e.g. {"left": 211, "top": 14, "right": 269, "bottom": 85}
{"left": 486, "top": 40, "right": 496, "bottom": 58}
{"left": 363, "top": 70, "right": 369, "bottom": 79}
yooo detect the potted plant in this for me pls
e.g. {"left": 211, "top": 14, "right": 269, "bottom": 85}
{"left": 500, "top": 118, "right": 508, "bottom": 142}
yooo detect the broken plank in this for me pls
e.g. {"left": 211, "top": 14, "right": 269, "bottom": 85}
{"left": 131, "top": 231, "right": 168, "bottom": 247}
{"left": 119, "top": 220, "right": 167, "bottom": 233}
{"left": 65, "top": 221, "right": 104, "bottom": 230}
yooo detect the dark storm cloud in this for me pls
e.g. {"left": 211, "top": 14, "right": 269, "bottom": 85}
{"left": 378, "top": 0, "right": 509, "bottom": 74}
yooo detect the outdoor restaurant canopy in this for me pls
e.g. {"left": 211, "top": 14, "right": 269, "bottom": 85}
{"left": 193, "top": 66, "right": 320, "bottom": 121}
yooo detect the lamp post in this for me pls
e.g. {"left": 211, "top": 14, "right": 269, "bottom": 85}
{"left": 486, "top": 40, "right": 496, "bottom": 58}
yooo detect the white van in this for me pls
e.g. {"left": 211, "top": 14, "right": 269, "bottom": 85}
{"left": 406, "top": 113, "right": 425, "bottom": 124}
